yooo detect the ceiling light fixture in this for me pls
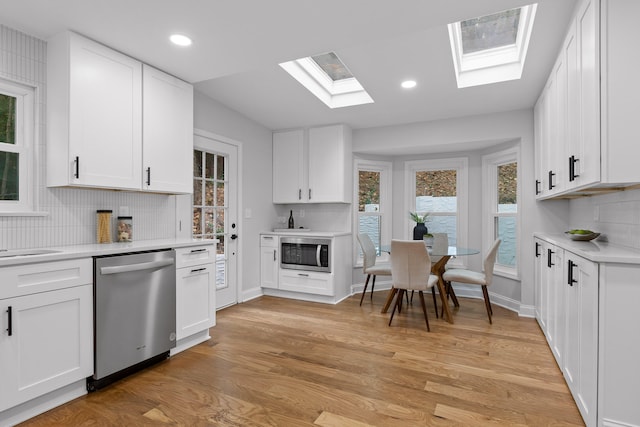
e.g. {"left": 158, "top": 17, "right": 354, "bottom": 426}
{"left": 170, "top": 34, "right": 192, "bottom": 47}
{"left": 401, "top": 80, "right": 417, "bottom": 89}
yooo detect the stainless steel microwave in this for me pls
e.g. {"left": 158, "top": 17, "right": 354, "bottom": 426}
{"left": 280, "top": 237, "right": 331, "bottom": 273}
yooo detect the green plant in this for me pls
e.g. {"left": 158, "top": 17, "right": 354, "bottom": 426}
{"left": 409, "top": 211, "right": 430, "bottom": 224}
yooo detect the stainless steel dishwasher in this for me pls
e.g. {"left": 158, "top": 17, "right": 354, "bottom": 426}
{"left": 89, "top": 249, "right": 176, "bottom": 391}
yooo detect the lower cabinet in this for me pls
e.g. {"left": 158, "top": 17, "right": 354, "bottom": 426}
{"left": 534, "top": 236, "right": 640, "bottom": 427}
{"left": 173, "top": 245, "right": 216, "bottom": 354}
{"left": 0, "top": 259, "right": 93, "bottom": 416}
{"left": 260, "top": 235, "right": 279, "bottom": 289}
{"left": 278, "top": 269, "right": 333, "bottom": 296}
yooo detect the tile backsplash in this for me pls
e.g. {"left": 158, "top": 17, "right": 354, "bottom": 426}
{"left": 0, "top": 25, "right": 176, "bottom": 250}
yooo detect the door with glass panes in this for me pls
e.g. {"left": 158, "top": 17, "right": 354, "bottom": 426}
{"left": 193, "top": 132, "right": 238, "bottom": 309}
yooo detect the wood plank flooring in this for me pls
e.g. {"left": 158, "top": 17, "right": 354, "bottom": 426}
{"left": 20, "top": 293, "right": 584, "bottom": 426}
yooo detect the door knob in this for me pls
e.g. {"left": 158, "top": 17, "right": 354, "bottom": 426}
{"left": 230, "top": 234, "right": 238, "bottom": 240}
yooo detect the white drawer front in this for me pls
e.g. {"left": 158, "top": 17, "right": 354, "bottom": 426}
{"left": 175, "top": 245, "right": 216, "bottom": 269}
{"left": 260, "top": 235, "right": 278, "bottom": 248}
{"left": 279, "top": 270, "right": 334, "bottom": 296}
{"left": 0, "top": 258, "right": 93, "bottom": 299}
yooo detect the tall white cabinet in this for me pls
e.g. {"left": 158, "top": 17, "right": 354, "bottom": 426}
{"left": 273, "top": 124, "right": 352, "bottom": 204}
{"left": 47, "top": 31, "right": 193, "bottom": 194}
{"left": 534, "top": 234, "right": 640, "bottom": 427}
{"left": 534, "top": 0, "right": 640, "bottom": 199}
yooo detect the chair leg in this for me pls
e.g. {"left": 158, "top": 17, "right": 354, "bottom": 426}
{"left": 431, "top": 287, "right": 439, "bottom": 319}
{"left": 481, "top": 285, "right": 493, "bottom": 324}
{"left": 370, "top": 275, "right": 376, "bottom": 300}
{"left": 418, "top": 291, "right": 430, "bottom": 332}
{"left": 410, "top": 290, "right": 414, "bottom": 304}
{"left": 360, "top": 274, "right": 371, "bottom": 306}
{"left": 389, "top": 289, "right": 404, "bottom": 326}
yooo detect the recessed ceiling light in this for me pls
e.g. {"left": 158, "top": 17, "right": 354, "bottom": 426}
{"left": 401, "top": 80, "right": 417, "bottom": 89}
{"left": 170, "top": 34, "right": 192, "bottom": 47}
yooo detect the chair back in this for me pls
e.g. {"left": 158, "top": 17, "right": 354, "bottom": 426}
{"left": 483, "top": 239, "right": 502, "bottom": 284}
{"left": 430, "top": 233, "right": 449, "bottom": 262}
{"left": 390, "top": 240, "right": 432, "bottom": 290}
{"left": 357, "top": 234, "right": 378, "bottom": 271}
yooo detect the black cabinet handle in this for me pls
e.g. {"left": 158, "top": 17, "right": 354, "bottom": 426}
{"left": 190, "top": 248, "right": 207, "bottom": 253}
{"left": 273, "top": 249, "right": 276, "bottom": 262}
{"left": 146, "top": 167, "right": 151, "bottom": 186}
{"left": 6, "top": 306, "right": 12, "bottom": 336}
{"left": 548, "top": 170, "right": 556, "bottom": 190}
{"left": 74, "top": 156, "right": 80, "bottom": 179}
{"left": 547, "top": 248, "right": 555, "bottom": 268}
{"left": 535, "top": 242, "right": 541, "bottom": 257}
{"left": 308, "top": 188, "right": 312, "bottom": 200}
{"left": 190, "top": 267, "right": 206, "bottom": 274}
{"left": 569, "top": 156, "right": 580, "bottom": 182}
{"left": 298, "top": 189, "right": 302, "bottom": 200}
{"left": 568, "top": 260, "right": 578, "bottom": 286}
{"left": 535, "top": 179, "right": 541, "bottom": 195}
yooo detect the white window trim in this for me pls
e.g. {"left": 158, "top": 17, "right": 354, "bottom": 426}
{"left": 405, "top": 157, "right": 469, "bottom": 268}
{"left": 353, "top": 158, "right": 392, "bottom": 266}
{"left": 0, "top": 79, "right": 41, "bottom": 216}
{"left": 482, "top": 146, "right": 521, "bottom": 280}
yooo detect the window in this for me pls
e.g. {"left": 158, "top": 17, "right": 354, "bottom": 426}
{"left": 406, "top": 158, "right": 468, "bottom": 266}
{"left": 0, "top": 79, "right": 35, "bottom": 214}
{"left": 483, "top": 147, "right": 520, "bottom": 278}
{"left": 192, "top": 149, "right": 227, "bottom": 253}
{"left": 447, "top": 4, "right": 538, "bottom": 88}
{"left": 279, "top": 51, "right": 374, "bottom": 109}
{"left": 354, "top": 159, "right": 391, "bottom": 264}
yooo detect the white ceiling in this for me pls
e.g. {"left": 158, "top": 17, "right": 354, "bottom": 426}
{"left": 0, "top": 0, "right": 576, "bottom": 132}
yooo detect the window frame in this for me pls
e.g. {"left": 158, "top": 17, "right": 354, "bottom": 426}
{"left": 353, "top": 158, "right": 392, "bottom": 266}
{"left": 405, "top": 157, "right": 469, "bottom": 268}
{"left": 192, "top": 148, "right": 228, "bottom": 245}
{"left": 0, "top": 79, "right": 38, "bottom": 215}
{"left": 482, "top": 146, "right": 520, "bottom": 279}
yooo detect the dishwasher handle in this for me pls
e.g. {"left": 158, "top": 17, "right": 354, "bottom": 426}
{"left": 100, "top": 259, "right": 174, "bottom": 275}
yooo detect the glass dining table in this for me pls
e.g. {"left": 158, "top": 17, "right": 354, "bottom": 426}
{"left": 379, "top": 244, "right": 479, "bottom": 324}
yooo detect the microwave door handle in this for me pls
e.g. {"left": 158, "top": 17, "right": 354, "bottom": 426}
{"left": 316, "top": 245, "right": 321, "bottom": 267}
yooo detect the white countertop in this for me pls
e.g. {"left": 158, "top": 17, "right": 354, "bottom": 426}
{"left": 0, "top": 238, "right": 217, "bottom": 267}
{"left": 262, "top": 230, "right": 351, "bottom": 237}
{"left": 534, "top": 232, "right": 640, "bottom": 264}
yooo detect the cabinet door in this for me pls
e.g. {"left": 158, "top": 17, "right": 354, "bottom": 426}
{"left": 176, "top": 264, "right": 215, "bottom": 340}
{"left": 273, "top": 130, "right": 305, "bottom": 203}
{"left": 533, "top": 239, "right": 545, "bottom": 324}
{"left": 533, "top": 96, "right": 546, "bottom": 197}
{"left": 548, "top": 55, "right": 567, "bottom": 195}
{"left": 0, "top": 285, "right": 93, "bottom": 411}
{"left": 279, "top": 270, "right": 334, "bottom": 296}
{"left": 260, "top": 245, "right": 279, "bottom": 289}
{"left": 68, "top": 32, "right": 143, "bottom": 190}
{"left": 142, "top": 65, "right": 193, "bottom": 194}
{"left": 308, "top": 125, "right": 351, "bottom": 203}
{"left": 564, "top": 253, "right": 598, "bottom": 427}
{"left": 544, "top": 244, "right": 565, "bottom": 366}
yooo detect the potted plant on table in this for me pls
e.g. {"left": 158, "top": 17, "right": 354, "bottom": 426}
{"left": 409, "top": 211, "right": 430, "bottom": 240}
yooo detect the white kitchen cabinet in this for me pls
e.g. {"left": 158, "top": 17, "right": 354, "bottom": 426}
{"left": 173, "top": 245, "right": 216, "bottom": 353}
{"left": 142, "top": 65, "right": 193, "bottom": 194}
{"left": 563, "top": 251, "right": 598, "bottom": 427}
{"left": 273, "top": 129, "right": 305, "bottom": 204}
{"left": 47, "top": 31, "right": 193, "bottom": 194}
{"left": 260, "top": 235, "right": 279, "bottom": 289}
{"left": 272, "top": 124, "right": 352, "bottom": 204}
{"left": 47, "top": 31, "right": 143, "bottom": 190}
{"left": 0, "top": 259, "right": 93, "bottom": 413}
{"left": 278, "top": 269, "right": 333, "bottom": 296}
{"left": 534, "top": 234, "right": 640, "bottom": 427}
{"left": 534, "top": 0, "right": 640, "bottom": 199}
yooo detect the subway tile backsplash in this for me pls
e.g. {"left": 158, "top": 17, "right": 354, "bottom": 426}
{"left": 0, "top": 25, "right": 176, "bottom": 250}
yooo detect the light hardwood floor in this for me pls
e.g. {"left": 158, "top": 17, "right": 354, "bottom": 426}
{"left": 20, "top": 293, "right": 584, "bottom": 426}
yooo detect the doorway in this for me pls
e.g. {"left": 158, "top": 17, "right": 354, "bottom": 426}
{"left": 192, "top": 130, "right": 239, "bottom": 309}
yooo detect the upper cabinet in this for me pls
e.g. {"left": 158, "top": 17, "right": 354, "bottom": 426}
{"left": 273, "top": 124, "right": 352, "bottom": 204}
{"left": 142, "top": 65, "right": 193, "bottom": 194}
{"left": 47, "top": 31, "right": 193, "bottom": 194}
{"left": 534, "top": 0, "right": 640, "bottom": 199}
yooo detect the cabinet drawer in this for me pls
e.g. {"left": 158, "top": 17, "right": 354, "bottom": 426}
{"left": 0, "top": 258, "right": 92, "bottom": 299}
{"left": 279, "top": 270, "right": 334, "bottom": 296}
{"left": 175, "top": 245, "right": 216, "bottom": 269}
{"left": 260, "top": 235, "right": 278, "bottom": 248}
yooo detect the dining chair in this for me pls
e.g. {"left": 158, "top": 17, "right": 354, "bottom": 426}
{"left": 442, "top": 239, "right": 501, "bottom": 324}
{"left": 356, "top": 234, "right": 392, "bottom": 305}
{"left": 388, "top": 240, "right": 439, "bottom": 331}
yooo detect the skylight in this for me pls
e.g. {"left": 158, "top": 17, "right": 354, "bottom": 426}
{"left": 279, "top": 51, "right": 373, "bottom": 109}
{"left": 448, "top": 4, "right": 537, "bottom": 88}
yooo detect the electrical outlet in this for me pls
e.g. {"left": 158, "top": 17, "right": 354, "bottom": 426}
{"left": 119, "top": 206, "right": 130, "bottom": 216}
{"left": 299, "top": 209, "right": 305, "bottom": 218}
